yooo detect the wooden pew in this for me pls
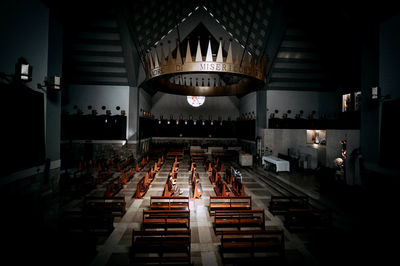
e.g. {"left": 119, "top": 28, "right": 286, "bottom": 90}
{"left": 205, "top": 161, "right": 213, "bottom": 172}
{"left": 83, "top": 214, "right": 114, "bottom": 235}
{"left": 192, "top": 180, "right": 203, "bottom": 199}
{"left": 132, "top": 171, "right": 154, "bottom": 199}
{"left": 212, "top": 150, "right": 237, "bottom": 161}
{"left": 130, "top": 229, "right": 191, "bottom": 265}
{"left": 148, "top": 147, "right": 166, "bottom": 160}
{"left": 268, "top": 195, "right": 330, "bottom": 231}
{"left": 189, "top": 170, "right": 199, "bottom": 184}
{"left": 150, "top": 196, "right": 189, "bottom": 211}
{"left": 229, "top": 176, "right": 245, "bottom": 197}
{"left": 235, "top": 182, "right": 246, "bottom": 196}
{"left": 104, "top": 179, "right": 123, "bottom": 197}
{"left": 154, "top": 161, "right": 160, "bottom": 172}
{"left": 213, "top": 209, "right": 265, "bottom": 234}
{"left": 209, "top": 196, "right": 252, "bottom": 215}
{"left": 268, "top": 195, "right": 310, "bottom": 215}
{"left": 126, "top": 167, "right": 134, "bottom": 181}
{"left": 209, "top": 170, "right": 220, "bottom": 185}
{"left": 216, "top": 162, "right": 224, "bottom": 172}
{"left": 284, "top": 207, "right": 331, "bottom": 231}
{"left": 190, "top": 150, "right": 205, "bottom": 161}
{"left": 142, "top": 210, "right": 190, "bottom": 230}
{"left": 167, "top": 150, "right": 184, "bottom": 160}
{"left": 136, "top": 155, "right": 149, "bottom": 171}
{"left": 188, "top": 161, "right": 196, "bottom": 172}
{"left": 224, "top": 168, "right": 233, "bottom": 187}
{"left": 163, "top": 177, "right": 179, "bottom": 197}
{"left": 83, "top": 196, "right": 126, "bottom": 217}
{"left": 220, "top": 229, "right": 285, "bottom": 263}
{"left": 214, "top": 178, "right": 230, "bottom": 197}
{"left": 172, "top": 160, "right": 179, "bottom": 173}
{"left": 133, "top": 180, "right": 148, "bottom": 199}
{"left": 62, "top": 210, "right": 114, "bottom": 236}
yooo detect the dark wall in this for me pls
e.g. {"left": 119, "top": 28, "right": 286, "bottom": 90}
{"left": 360, "top": 24, "right": 380, "bottom": 164}
{"left": 62, "top": 114, "right": 127, "bottom": 140}
{"left": 378, "top": 15, "right": 400, "bottom": 168}
{"left": 360, "top": 15, "right": 400, "bottom": 166}
{"left": 140, "top": 117, "right": 255, "bottom": 141}
{"left": 0, "top": 0, "right": 49, "bottom": 175}
{"left": 379, "top": 15, "right": 400, "bottom": 101}
{"left": 1, "top": 83, "right": 45, "bottom": 176}
{"left": 46, "top": 7, "right": 63, "bottom": 161}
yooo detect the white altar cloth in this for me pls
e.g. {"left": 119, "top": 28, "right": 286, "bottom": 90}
{"left": 262, "top": 155, "right": 290, "bottom": 172}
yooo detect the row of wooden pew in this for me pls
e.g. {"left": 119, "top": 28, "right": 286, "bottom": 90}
{"left": 103, "top": 167, "right": 136, "bottom": 197}
{"left": 166, "top": 148, "right": 184, "bottom": 160}
{"left": 224, "top": 168, "right": 246, "bottom": 196}
{"left": 61, "top": 196, "right": 126, "bottom": 237}
{"left": 210, "top": 170, "right": 230, "bottom": 196}
{"left": 131, "top": 196, "right": 191, "bottom": 265}
{"left": 205, "top": 156, "right": 223, "bottom": 173}
{"left": 187, "top": 160, "right": 202, "bottom": 199}
{"left": 208, "top": 196, "right": 285, "bottom": 263}
{"left": 268, "top": 195, "right": 331, "bottom": 231}
{"left": 131, "top": 154, "right": 166, "bottom": 199}
{"left": 133, "top": 156, "right": 163, "bottom": 199}
{"left": 59, "top": 152, "right": 159, "bottom": 263}
{"left": 163, "top": 157, "right": 180, "bottom": 197}
{"left": 129, "top": 194, "right": 286, "bottom": 265}
{"left": 60, "top": 151, "right": 156, "bottom": 240}
{"left": 209, "top": 168, "right": 246, "bottom": 197}
{"left": 72, "top": 153, "right": 138, "bottom": 197}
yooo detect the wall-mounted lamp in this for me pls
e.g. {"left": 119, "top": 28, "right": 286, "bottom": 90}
{"left": 371, "top": 86, "right": 390, "bottom": 101}
{"left": 371, "top": 86, "right": 380, "bottom": 100}
{"left": 38, "top": 76, "right": 61, "bottom": 91}
{"left": 15, "top": 57, "right": 32, "bottom": 82}
{"left": 1, "top": 57, "right": 32, "bottom": 84}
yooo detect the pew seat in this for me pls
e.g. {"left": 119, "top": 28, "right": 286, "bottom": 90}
{"left": 83, "top": 196, "right": 126, "bottom": 217}
{"left": 209, "top": 196, "right": 252, "bottom": 215}
{"left": 220, "top": 229, "right": 285, "bottom": 263}
{"left": 150, "top": 196, "right": 189, "bottom": 211}
{"left": 143, "top": 210, "right": 190, "bottom": 230}
{"left": 268, "top": 195, "right": 310, "bottom": 215}
{"left": 130, "top": 229, "right": 191, "bottom": 265}
{"left": 214, "top": 209, "right": 265, "bottom": 234}
{"left": 192, "top": 180, "right": 203, "bottom": 199}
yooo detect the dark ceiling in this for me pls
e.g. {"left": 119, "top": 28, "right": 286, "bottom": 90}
{"left": 47, "top": 0, "right": 399, "bottom": 94}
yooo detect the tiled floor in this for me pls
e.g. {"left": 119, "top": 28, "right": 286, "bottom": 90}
{"left": 58, "top": 154, "right": 397, "bottom": 266}
{"left": 67, "top": 156, "right": 317, "bottom": 266}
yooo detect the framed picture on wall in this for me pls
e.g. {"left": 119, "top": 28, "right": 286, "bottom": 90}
{"left": 306, "top": 130, "right": 327, "bottom": 145}
{"left": 342, "top": 93, "right": 351, "bottom": 112}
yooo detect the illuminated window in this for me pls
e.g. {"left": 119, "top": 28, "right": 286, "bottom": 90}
{"left": 187, "top": 96, "right": 205, "bottom": 107}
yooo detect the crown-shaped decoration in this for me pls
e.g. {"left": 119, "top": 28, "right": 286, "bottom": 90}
{"left": 141, "top": 38, "right": 267, "bottom": 96}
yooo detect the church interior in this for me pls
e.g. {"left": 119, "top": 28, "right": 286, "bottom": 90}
{"left": 1, "top": 0, "right": 400, "bottom": 265}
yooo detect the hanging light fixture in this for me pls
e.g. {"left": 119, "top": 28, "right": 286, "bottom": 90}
{"left": 141, "top": 38, "right": 267, "bottom": 96}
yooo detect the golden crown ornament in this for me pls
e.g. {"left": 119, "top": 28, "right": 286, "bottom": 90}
{"left": 141, "top": 38, "right": 267, "bottom": 96}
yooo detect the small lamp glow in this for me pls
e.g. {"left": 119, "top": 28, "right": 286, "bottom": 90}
{"left": 15, "top": 57, "right": 32, "bottom": 82}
